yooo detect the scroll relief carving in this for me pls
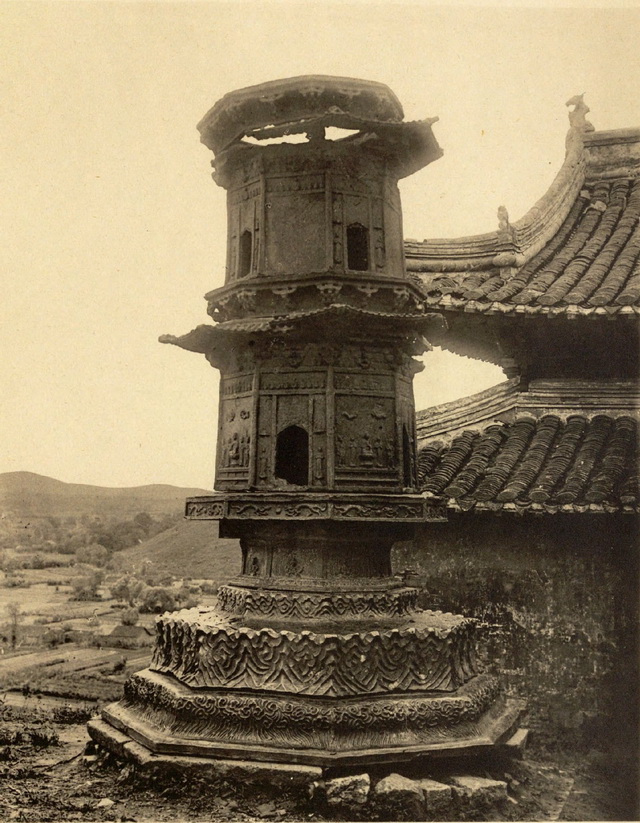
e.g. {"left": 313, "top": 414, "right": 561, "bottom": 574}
{"left": 185, "top": 496, "right": 434, "bottom": 521}
{"left": 123, "top": 670, "right": 501, "bottom": 742}
{"left": 333, "top": 501, "right": 424, "bottom": 519}
{"left": 218, "top": 585, "right": 419, "bottom": 618}
{"left": 227, "top": 501, "right": 330, "bottom": 519}
{"left": 151, "top": 610, "right": 479, "bottom": 697}
{"left": 185, "top": 501, "right": 224, "bottom": 519}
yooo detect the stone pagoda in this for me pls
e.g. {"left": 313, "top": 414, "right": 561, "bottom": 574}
{"left": 89, "top": 76, "right": 522, "bottom": 769}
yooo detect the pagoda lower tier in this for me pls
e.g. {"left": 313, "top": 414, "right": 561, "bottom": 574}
{"left": 91, "top": 502, "right": 523, "bottom": 767}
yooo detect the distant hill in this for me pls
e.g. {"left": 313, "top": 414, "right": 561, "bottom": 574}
{"left": 0, "top": 471, "right": 211, "bottom": 519}
{"left": 116, "top": 520, "right": 241, "bottom": 581}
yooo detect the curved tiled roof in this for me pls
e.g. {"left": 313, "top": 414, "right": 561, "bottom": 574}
{"left": 418, "top": 414, "right": 638, "bottom": 513}
{"left": 406, "top": 125, "right": 640, "bottom": 317}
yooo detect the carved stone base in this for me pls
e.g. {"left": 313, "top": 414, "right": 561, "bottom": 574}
{"left": 91, "top": 517, "right": 523, "bottom": 768}
{"left": 150, "top": 604, "right": 479, "bottom": 696}
{"left": 94, "top": 588, "right": 523, "bottom": 767}
{"left": 95, "top": 669, "right": 523, "bottom": 767}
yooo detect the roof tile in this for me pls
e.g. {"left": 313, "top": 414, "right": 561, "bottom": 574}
{"left": 412, "top": 177, "right": 640, "bottom": 314}
{"left": 418, "top": 415, "right": 638, "bottom": 512}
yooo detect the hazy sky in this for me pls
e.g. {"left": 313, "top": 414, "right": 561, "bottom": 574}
{"left": 2, "top": 2, "right": 639, "bottom": 489}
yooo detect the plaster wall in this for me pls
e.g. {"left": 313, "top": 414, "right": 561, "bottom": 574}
{"left": 392, "top": 513, "right": 639, "bottom": 753}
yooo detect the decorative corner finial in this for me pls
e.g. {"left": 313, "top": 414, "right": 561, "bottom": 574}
{"left": 497, "top": 205, "right": 510, "bottom": 234}
{"left": 497, "top": 205, "right": 517, "bottom": 245}
{"left": 566, "top": 94, "right": 595, "bottom": 134}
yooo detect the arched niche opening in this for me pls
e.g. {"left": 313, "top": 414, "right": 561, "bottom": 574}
{"left": 402, "top": 425, "right": 412, "bottom": 487}
{"left": 238, "top": 230, "right": 253, "bottom": 278}
{"left": 275, "top": 425, "right": 309, "bottom": 486}
{"left": 346, "top": 223, "right": 369, "bottom": 271}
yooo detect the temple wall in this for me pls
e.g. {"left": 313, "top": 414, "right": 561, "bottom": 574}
{"left": 392, "top": 513, "right": 639, "bottom": 753}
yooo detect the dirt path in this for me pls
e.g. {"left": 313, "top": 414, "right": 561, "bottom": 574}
{"left": 2, "top": 690, "right": 97, "bottom": 710}
{"left": 0, "top": 645, "right": 96, "bottom": 675}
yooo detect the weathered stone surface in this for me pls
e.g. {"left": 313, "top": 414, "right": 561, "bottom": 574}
{"left": 151, "top": 605, "right": 479, "bottom": 696}
{"left": 325, "top": 773, "right": 370, "bottom": 809}
{"left": 93, "top": 74, "right": 521, "bottom": 773}
{"left": 393, "top": 512, "right": 636, "bottom": 753}
{"left": 104, "top": 668, "right": 521, "bottom": 766}
{"left": 450, "top": 775, "right": 508, "bottom": 806}
{"left": 415, "top": 778, "right": 452, "bottom": 813}
{"left": 372, "top": 773, "right": 424, "bottom": 820}
{"left": 503, "top": 727, "right": 529, "bottom": 757}
{"left": 88, "top": 718, "right": 322, "bottom": 791}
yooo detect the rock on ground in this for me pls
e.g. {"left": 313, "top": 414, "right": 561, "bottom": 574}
{"left": 415, "top": 778, "right": 452, "bottom": 815}
{"left": 325, "top": 773, "right": 370, "bottom": 810}
{"left": 450, "top": 775, "right": 508, "bottom": 807}
{"left": 372, "top": 773, "right": 424, "bottom": 820}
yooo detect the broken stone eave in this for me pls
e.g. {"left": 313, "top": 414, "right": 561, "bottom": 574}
{"left": 197, "top": 74, "right": 407, "bottom": 154}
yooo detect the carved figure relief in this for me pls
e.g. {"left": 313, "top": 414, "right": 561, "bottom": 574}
{"left": 360, "top": 433, "right": 375, "bottom": 463}
{"left": 312, "top": 397, "right": 326, "bottom": 433}
{"left": 258, "top": 440, "right": 270, "bottom": 482}
{"left": 313, "top": 443, "right": 325, "bottom": 482}
{"left": 221, "top": 432, "right": 251, "bottom": 469}
{"left": 335, "top": 396, "right": 396, "bottom": 469}
{"left": 282, "top": 549, "right": 302, "bottom": 577}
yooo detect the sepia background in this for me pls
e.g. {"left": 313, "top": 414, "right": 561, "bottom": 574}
{"left": 2, "top": 1, "right": 639, "bottom": 488}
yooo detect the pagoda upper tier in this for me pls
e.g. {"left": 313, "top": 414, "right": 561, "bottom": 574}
{"left": 196, "top": 76, "right": 442, "bottom": 325}
{"left": 406, "top": 99, "right": 640, "bottom": 319}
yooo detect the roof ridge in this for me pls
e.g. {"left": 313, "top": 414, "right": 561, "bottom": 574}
{"left": 405, "top": 114, "right": 640, "bottom": 290}
{"left": 416, "top": 378, "right": 518, "bottom": 440}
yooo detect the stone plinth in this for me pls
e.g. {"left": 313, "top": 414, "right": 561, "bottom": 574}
{"left": 94, "top": 515, "right": 522, "bottom": 766}
{"left": 97, "top": 597, "right": 521, "bottom": 766}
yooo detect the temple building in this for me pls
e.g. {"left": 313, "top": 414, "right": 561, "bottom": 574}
{"left": 401, "top": 100, "right": 639, "bottom": 754}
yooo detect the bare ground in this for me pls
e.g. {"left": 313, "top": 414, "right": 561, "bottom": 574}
{"left": 1, "top": 646, "right": 637, "bottom": 821}
{"left": 1, "top": 701, "right": 637, "bottom": 823}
